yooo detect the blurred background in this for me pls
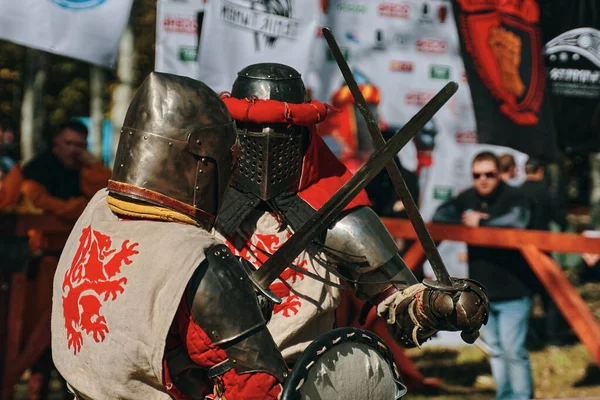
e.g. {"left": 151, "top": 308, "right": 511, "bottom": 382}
{"left": 0, "top": 0, "right": 599, "bottom": 399}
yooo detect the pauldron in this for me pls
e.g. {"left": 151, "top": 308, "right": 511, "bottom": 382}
{"left": 324, "top": 206, "right": 419, "bottom": 299}
{"left": 167, "top": 244, "right": 288, "bottom": 397}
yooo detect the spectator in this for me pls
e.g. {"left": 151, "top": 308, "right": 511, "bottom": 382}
{"left": 365, "top": 129, "right": 419, "bottom": 219}
{"left": 522, "top": 157, "right": 567, "bottom": 231}
{"left": 580, "top": 230, "right": 600, "bottom": 282}
{"left": 499, "top": 153, "right": 518, "bottom": 184}
{"left": 21, "top": 120, "right": 111, "bottom": 220}
{"left": 0, "top": 120, "right": 18, "bottom": 173}
{"left": 20, "top": 120, "right": 111, "bottom": 398}
{"left": 0, "top": 164, "right": 23, "bottom": 210}
{"left": 433, "top": 151, "right": 535, "bottom": 400}
{"left": 521, "top": 157, "right": 568, "bottom": 345}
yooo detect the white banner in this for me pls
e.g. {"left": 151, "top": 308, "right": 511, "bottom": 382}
{"left": 315, "top": 0, "right": 475, "bottom": 130}
{"left": 0, "top": 0, "right": 133, "bottom": 67}
{"left": 197, "top": 0, "right": 322, "bottom": 93}
{"left": 312, "top": 0, "right": 478, "bottom": 209}
{"left": 155, "top": 0, "right": 205, "bottom": 78}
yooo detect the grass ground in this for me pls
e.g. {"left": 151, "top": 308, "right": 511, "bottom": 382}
{"left": 407, "top": 276, "right": 600, "bottom": 399}
{"left": 407, "top": 343, "right": 600, "bottom": 399}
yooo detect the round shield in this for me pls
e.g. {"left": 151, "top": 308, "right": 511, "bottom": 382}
{"left": 281, "top": 328, "right": 407, "bottom": 400}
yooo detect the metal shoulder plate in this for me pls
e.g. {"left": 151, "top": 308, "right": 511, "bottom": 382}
{"left": 324, "top": 206, "right": 418, "bottom": 299}
{"left": 187, "top": 244, "right": 288, "bottom": 381}
{"left": 325, "top": 206, "right": 401, "bottom": 273}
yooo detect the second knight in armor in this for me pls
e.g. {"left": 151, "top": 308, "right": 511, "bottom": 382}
{"left": 216, "top": 63, "right": 489, "bottom": 362}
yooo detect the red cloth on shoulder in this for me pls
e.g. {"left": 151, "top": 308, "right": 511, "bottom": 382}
{"left": 162, "top": 297, "right": 282, "bottom": 400}
{"left": 297, "top": 130, "right": 371, "bottom": 211}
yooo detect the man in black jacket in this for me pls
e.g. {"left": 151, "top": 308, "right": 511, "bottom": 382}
{"left": 521, "top": 157, "right": 568, "bottom": 345}
{"left": 521, "top": 157, "right": 567, "bottom": 231}
{"left": 433, "top": 151, "right": 534, "bottom": 400}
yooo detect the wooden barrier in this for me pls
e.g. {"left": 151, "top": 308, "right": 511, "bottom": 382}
{"left": 382, "top": 219, "right": 600, "bottom": 366}
{"left": 0, "top": 214, "right": 73, "bottom": 400}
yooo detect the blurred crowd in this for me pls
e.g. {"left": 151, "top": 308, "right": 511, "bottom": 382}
{"left": 0, "top": 119, "right": 111, "bottom": 399}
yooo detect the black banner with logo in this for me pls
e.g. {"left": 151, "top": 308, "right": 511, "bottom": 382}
{"left": 542, "top": 0, "right": 600, "bottom": 154}
{"left": 453, "top": 0, "right": 559, "bottom": 161}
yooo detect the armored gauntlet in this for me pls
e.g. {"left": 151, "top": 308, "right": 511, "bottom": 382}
{"left": 377, "top": 279, "right": 489, "bottom": 348}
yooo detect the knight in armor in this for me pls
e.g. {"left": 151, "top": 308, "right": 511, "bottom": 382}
{"left": 216, "top": 63, "right": 489, "bottom": 365}
{"left": 51, "top": 72, "right": 288, "bottom": 399}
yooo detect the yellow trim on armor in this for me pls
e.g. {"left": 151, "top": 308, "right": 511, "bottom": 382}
{"left": 107, "top": 193, "right": 200, "bottom": 227}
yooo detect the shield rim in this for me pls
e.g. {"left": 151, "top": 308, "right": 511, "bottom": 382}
{"left": 281, "top": 327, "right": 408, "bottom": 400}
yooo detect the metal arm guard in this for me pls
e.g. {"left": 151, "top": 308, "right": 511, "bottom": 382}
{"left": 170, "top": 244, "right": 288, "bottom": 394}
{"left": 382, "top": 279, "right": 489, "bottom": 348}
{"left": 325, "top": 206, "right": 419, "bottom": 300}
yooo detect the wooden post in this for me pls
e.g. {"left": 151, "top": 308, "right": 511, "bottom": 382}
{"left": 520, "top": 245, "right": 600, "bottom": 365}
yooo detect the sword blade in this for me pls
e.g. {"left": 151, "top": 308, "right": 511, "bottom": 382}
{"left": 322, "top": 27, "right": 454, "bottom": 289}
{"left": 252, "top": 81, "right": 458, "bottom": 290}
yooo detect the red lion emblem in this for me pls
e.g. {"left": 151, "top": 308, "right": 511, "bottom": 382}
{"left": 62, "top": 225, "right": 139, "bottom": 354}
{"left": 226, "top": 230, "right": 307, "bottom": 318}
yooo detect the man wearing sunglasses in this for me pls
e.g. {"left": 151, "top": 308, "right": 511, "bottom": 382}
{"left": 433, "top": 151, "right": 535, "bottom": 400}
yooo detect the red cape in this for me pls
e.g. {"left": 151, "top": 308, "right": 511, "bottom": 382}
{"left": 297, "top": 129, "right": 371, "bottom": 211}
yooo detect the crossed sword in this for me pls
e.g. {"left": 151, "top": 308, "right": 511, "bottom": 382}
{"left": 249, "top": 28, "right": 467, "bottom": 304}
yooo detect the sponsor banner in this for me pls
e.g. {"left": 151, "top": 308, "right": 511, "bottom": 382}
{"left": 313, "top": 0, "right": 477, "bottom": 226}
{"left": 453, "top": 0, "right": 558, "bottom": 160}
{"left": 197, "top": 0, "right": 322, "bottom": 93}
{"left": 155, "top": 0, "right": 205, "bottom": 78}
{"left": 316, "top": 0, "right": 475, "bottom": 131}
{"left": 0, "top": 0, "right": 133, "bottom": 67}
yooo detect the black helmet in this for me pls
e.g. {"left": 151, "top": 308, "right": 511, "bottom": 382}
{"left": 229, "top": 63, "right": 309, "bottom": 200}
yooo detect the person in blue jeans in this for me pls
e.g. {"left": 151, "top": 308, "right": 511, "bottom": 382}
{"left": 433, "top": 151, "right": 536, "bottom": 400}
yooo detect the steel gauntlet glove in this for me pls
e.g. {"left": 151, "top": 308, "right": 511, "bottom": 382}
{"left": 377, "top": 279, "right": 489, "bottom": 348}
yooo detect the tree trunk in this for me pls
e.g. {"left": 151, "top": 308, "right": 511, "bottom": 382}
{"left": 110, "top": 24, "right": 135, "bottom": 166}
{"left": 90, "top": 66, "right": 106, "bottom": 160}
{"left": 20, "top": 49, "right": 47, "bottom": 163}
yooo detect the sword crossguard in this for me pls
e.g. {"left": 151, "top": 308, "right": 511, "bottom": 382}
{"left": 422, "top": 278, "right": 469, "bottom": 292}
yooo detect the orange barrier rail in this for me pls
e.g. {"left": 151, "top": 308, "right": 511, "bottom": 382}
{"left": 382, "top": 219, "right": 600, "bottom": 366}
{"left": 0, "top": 214, "right": 73, "bottom": 400}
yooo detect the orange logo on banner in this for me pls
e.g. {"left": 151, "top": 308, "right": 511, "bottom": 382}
{"left": 456, "top": 0, "right": 544, "bottom": 125}
{"left": 62, "top": 226, "right": 139, "bottom": 354}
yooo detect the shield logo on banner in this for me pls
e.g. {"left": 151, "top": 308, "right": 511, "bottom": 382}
{"left": 457, "top": 0, "right": 545, "bottom": 125}
{"left": 52, "top": 0, "right": 105, "bottom": 9}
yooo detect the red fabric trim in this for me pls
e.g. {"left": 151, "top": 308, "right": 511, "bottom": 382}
{"left": 220, "top": 95, "right": 333, "bottom": 126}
{"left": 163, "top": 298, "right": 281, "bottom": 399}
{"left": 297, "top": 129, "right": 371, "bottom": 211}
